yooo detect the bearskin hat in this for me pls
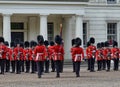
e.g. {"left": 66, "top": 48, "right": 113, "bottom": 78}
{"left": 71, "top": 39, "right": 75, "bottom": 46}
{"left": 0, "top": 37, "right": 4, "bottom": 43}
{"left": 97, "top": 43, "right": 101, "bottom": 48}
{"left": 24, "top": 41, "right": 29, "bottom": 48}
{"left": 14, "top": 38, "right": 20, "bottom": 45}
{"left": 113, "top": 41, "right": 118, "bottom": 47}
{"left": 89, "top": 37, "right": 95, "bottom": 44}
{"left": 4, "top": 41, "right": 9, "bottom": 46}
{"left": 50, "top": 41, "right": 54, "bottom": 46}
{"left": 30, "top": 41, "right": 35, "bottom": 47}
{"left": 37, "top": 35, "right": 44, "bottom": 44}
{"left": 10, "top": 41, "right": 15, "bottom": 47}
{"left": 87, "top": 41, "right": 90, "bottom": 47}
{"left": 105, "top": 41, "right": 109, "bottom": 47}
{"left": 55, "top": 35, "right": 62, "bottom": 45}
{"left": 101, "top": 42, "right": 105, "bottom": 47}
{"left": 75, "top": 37, "right": 81, "bottom": 47}
{"left": 44, "top": 40, "right": 49, "bottom": 46}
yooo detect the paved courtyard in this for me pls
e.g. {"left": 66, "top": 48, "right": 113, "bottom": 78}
{"left": 0, "top": 65, "right": 120, "bottom": 87}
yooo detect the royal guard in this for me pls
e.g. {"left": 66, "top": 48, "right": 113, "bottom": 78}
{"left": 88, "top": 37, "right": 96, "bottom": 72}
{"left": 14, "top": 39, "right": 24, "bottom": 74}
{"left": 96, "top": 43, "right": 102, "bottom": 71}
{"left": 53, "top": 35, "right": 64, "bottom": 78}
{"left": 86, "top": 41, "right": 91, "bottom": 70}
{"left": 70, "top": 39, "right": 76, "bottom": 72}
{"left": 111, "top": 41, "right": 119, "bottom": 71}
{"left": 0, "top": 37, "right": 7, "bottom": 74}
{"left": 48, "top": 41, "right": 55, "bottom": 72}
{"left": 34, "top": 35, "right": 46, "bottom": 78}
{"left": 30, "top": 41, "right": 36, "bottom": 73}
{"left": 20, "top": 42, "right": 25, "bottom": 72}
{"left": 4, "top": 41, "right": 10, "bottom": 72}
{"left": 104, "top": 41, "right": 111, "bottom": 71}
{"left": 44, "top": 40, "right": 50, "bottom": 73}
{"left": 9, "top": 42, "right": 16, "bottom": 73}
{"left": 24, "top": 41, "right": 32, "bottom": 73}
{"left": 101, "top": 42, "right": 106, "bottom": 70}
{"left": 72, "top": 37, "right": 84, "bottom": 77}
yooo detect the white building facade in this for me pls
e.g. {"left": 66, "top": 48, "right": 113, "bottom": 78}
{"left": 0, "top": 0, "right": 120, "bottom": 60}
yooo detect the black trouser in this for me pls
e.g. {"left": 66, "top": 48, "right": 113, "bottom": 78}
{"left": 75, "top": 61, "right": 81, "bottom": 77}
{"left": 0, "top": 59, "right": 5, "bottom": 74}
{"left": 25, "top": 60, "right": 30, "bottom": 73}
{"left": 45, "top": 59, "right": 49, "bottom": 73}
{"left": 5, "top": 59, "right": 10, "bottom": 72}
{"left": 87, "top": 59, "right": 90, "bottom": 70}
{"left": 20, "top": 60, "right": 24, "bottom": 72}
{"left": 55, "top": 60, "right": 61, "bottom": 77}
{"left": 72, "top": 59, "right": 75, "bottom": 72}
{"left": 37, "top": 61, "right": 43, "bottom": 77}
{"left": 114, "top": 58, "right": 119, "bottom": 71}
{"left": 102, "top": 60, "right": 106, "bottom": 70}
{"left": 11, "top": 61, "right": 16, "bottom": 73}
{"left": 97, "top": 60, "right": 102, "bottom": 71}
{"left": 90, "top": 58, "right": 95, "bottom": 72}
{"left": 31, "top": 60, "right": 35, "bottom": 73}
{"left": 51, "top": 59, "right": 55, "bottom": 72}
{"left": 106, "top": 60, "right": 111, "bottom": 71}
{"left": 16, "top": 60, "right": 21, "bottom": 74}
{"left": 60, "top": 60, "right": 64, "bottom": 73}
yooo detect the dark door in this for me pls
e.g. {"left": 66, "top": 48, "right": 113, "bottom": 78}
{"left": 11, "top": 32, "right": 24, "bottom": 42}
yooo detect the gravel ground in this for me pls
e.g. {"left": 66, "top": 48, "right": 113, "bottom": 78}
{"left": 0, "top": 65, "right": 120, "bottom": 87}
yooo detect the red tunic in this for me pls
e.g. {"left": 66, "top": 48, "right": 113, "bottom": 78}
{"left": 111, "top": 47, "right": 119, "bottom": 59}
{"left": 88, "top": 45, "right": 96, "bottom": 59}
{"left": 86, "top": 47, "right": 91, "bottom": 59}
{"left": 72, "top": 47, "right": 84, "bottom": 62}
{"left": 53, "top": 45, "right": 64, "bottom": 61}
{"left": 6, "top": 47, "right": 11, "bottom": 60}
{"left": 104, "top": 48, "right": 112, "bottom": 60}
{"left": 48, "top": 46, "right": 54, "bottom": 60}
{"left": 23, "top": 48, "right": 32, "bottom": 61}
{"left": 0, "top": 44, "right": 7, "bottom": 59}
{"left": 96, "top": 49, "right": 104, "bottom": 61}
{"left": 9, "top": 48, "right": 16, "bottom": 61}
{"left": 34, "top": 45, "right": 46, "bottom": 61}
{"left": 14, "top": 47, "right": 24, "bottom": 60}
{"left": 70, "top": 47, "right": 75, "bottom": 60}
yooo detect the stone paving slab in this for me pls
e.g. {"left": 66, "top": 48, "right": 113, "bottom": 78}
{"left": 0, "top": 66, "right": 120, "bottom": 87}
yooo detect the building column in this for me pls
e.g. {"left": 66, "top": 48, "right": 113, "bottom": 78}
{"left": 40, "top": 14, "right": 48, "bottom": 40}
{"left": 75, "top": 15, "right": 83, "bottom": 47}
{"left": 3, "top": 14, "right": 12, "bottom": 44}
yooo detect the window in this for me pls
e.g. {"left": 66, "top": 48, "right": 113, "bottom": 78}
{"left": 83, "top": 23, "right": 87, "bottom": 47}
{"left": 11, "top": 22, "right": 24, "bottom": 30}
{"left": 47, "top": 23, "right": 54, "bottom": 41}
{"left": 107, "top": 0, "right": 116, "bottom": 4}
{"left": 107, "top": 23, "right": 117, "bottom": 41}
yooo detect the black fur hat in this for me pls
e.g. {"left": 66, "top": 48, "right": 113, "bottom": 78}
{"left": 97, "top": 43, "right": 101, "bottom": 48}
{"left": 14, "top": 38, "right": 20, "bottom": 45}
{"left": 4, "top": 41, "right": 9, "bottom": 46}
{"left": 0, "top": 37, "right": 4, "bottom": 43}
{"left": 71, "top": 39, "right": 75, "bottom": 46}
{"left": 113, "top": 41, "right": 118, "bottom": 47}
{"left": 89, "top": 37, "right": 95, "bottom": 44}
{"left": 87, "top": 41, "right": 90, "bottom": 47}
{"left": 30, "top": 41, "right": 35, "bottom": 47}
{"left": 105, "top": 41, "right": 109, "bottom": 47}
{"left": 101, "top": 42, "right": 105, "bottom": 47}
{"left": 10, "top": 42, "right": 15, "bottom": 47}
{"left": 75, "top": 37, "right": 81, "bottom": 47}
{"left": 24, "top": 41, "right": 29, "bottom": 48}
{"left": 44, "top": 40, "right": 49, "bottom": 46}
{"left": 55, "top": 35, "right": 62, "bottom": 45}
{"left": 37, "top": 35, "right": 44, "bottom": 44}
{"left": 50, "top": 41, "right": 54, "bottom": 46}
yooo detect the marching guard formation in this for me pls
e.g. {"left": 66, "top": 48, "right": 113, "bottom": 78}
{"left": 0, "top": 34, "right": 120, "bottom": 78}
